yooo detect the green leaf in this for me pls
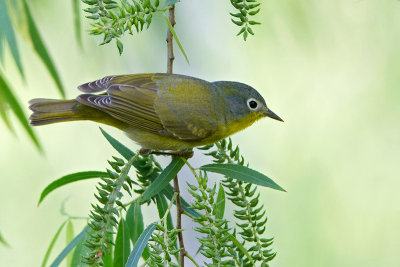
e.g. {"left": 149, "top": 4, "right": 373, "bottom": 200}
{"left": 126, "top": 202, "right": 150, "bottom": 260}
{"left": 70, "top": 230, "right": 90, "bottom": 266}
{"left": 162, "top": 186, "right": 200, "bottom": 218}
{"left": 0, "top": 101, "right": 14, "bottom": 134}
{"left": 155, "top": 194, "right": 173, "bottom": 230}
{"left": 114, "top": 219, "right": 131, "bottom": 267}
{"left": 140, "top": 157, "right": 185, "bottom": 203}
{"left": 200, "top": 164, "right": 286, "bottom": 192}
{"left": 72, "top": 0, "right": 82, "bottom": 48}
{"left": 100, "top": 127, "right": 135, "bottom": 160}
{"left": 50, "top": 225, "right": 90, "bottom": 267}
{"left": 22, "top": 0, "right": 65, "bottom": 98}
{"left": 65, "top": 221, "right": 74, "bottom": 266}
{"left": 125, "top": 223, "right": 156, "bottom": 267}
{"left": 231, "top": 19, "right": 244, "bottom": 26}
{"left": 215, "top": 184, "right": 225, "bottom": 220}
{"left": 0, "top": 231, "right": 9, "bottom": 247}
{"left": 0, "top": 72, "right": 42, "bottom": 150}
{"left": 163, "top": 14, "right": 189, "bottom": 65}
{"left": 38, "top": 171, "right": 109, "bottom": 205}
{"left": 41, "top": 220, "right": 68, "bottom": 267}
{"left": 116, "top": 39, "right": 123, "bottom": 55}
{"left": 104, "top": 230, "right": 114, "bottom": 267}
{"left": 126, "top": 202, "right": 144, "bottom": 243}
{"left": 0, "top": 0, "right": 24, "bottom": 76}
{"left": 226, "top": 232, "right": 255, "bottom": 265}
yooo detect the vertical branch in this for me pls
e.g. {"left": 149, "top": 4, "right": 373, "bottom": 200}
{"left": 166, "top": 5, "right": 186, "bottom": 266}
{"left": 174, "top": 174, "right": 186, "bottom": 266}
{"left": 167, "top": 5, "right": 175, "bottom": 74}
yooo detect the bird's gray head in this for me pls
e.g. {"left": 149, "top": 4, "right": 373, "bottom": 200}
{"left": 213, "top": 81, "right": 283, "bottom": 123}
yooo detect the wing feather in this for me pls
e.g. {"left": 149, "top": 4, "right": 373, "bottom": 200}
{"left": 76, "top": 74, "right": 166, "bottom": 134}
{"left": 75, "top": 73, "right": 223, "bottom": 141}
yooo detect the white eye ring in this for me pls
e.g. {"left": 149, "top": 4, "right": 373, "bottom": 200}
{"left": 247, "top": 98, "right": 259, "bottom": 110}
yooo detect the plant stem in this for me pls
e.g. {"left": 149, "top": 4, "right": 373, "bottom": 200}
{"left": 185, "top": 252, "right": 200, "bottom": 267}
{"left": 174, "top": 175, "right": 186, "bottom": 266}
{"left": 167, "top": 5, "right": 175, "bottom": 74}
{"left": 167, "top": 4, "right": 186, "bottom": 266}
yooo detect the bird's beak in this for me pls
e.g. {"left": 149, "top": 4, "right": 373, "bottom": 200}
{"left": 264, "top": 108, "right": 284, "bottom": 122}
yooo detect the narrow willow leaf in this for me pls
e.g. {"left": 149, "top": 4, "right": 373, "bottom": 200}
{"left": 163, "top": 14, "right": 189, "bottom": 65}
{"left": 155, "top": 194, "right": 173, "bottom": 230}
{"left": 126, "top": 202, "right": 150, "bottom": 260}
{"left": 49, "top": 225, "right": 90, "bottom": 267}
{"left": 114, "top": 219, "right": 131, "bottom": 267}
{"left": 0, "top": 0, "right": 24, "bottom": 76}
{"left": 22, "top": 0, "right": 65, "bottom": 97}
{"left": 162, "top": 186, "right": 199, "bottom": 218}
{"left": 100, "top": 127, "right": 135, "bottom": 160}
{"left": 72, "top": 0, "right": 82, "bottom": 48}
{"left": 0, "top": 231, "right": 9, "bottom": 247}
{"left": 38, "top": 171, "right": 109, "bottom": 205}
{"left": 0, "top": 99, "right": 14, "bottom": 133}
{"left": 200, "top": 164, "right": 285, "bottom": 192}
{"left": 125, "top": 223, "right": 156, "bottom": 267}
{"left": 215, "top": 184, "right": 226, "bottom": 220}
{"left": 65, "top": 221, "right": 74, "bottom": 266}
{"left": 126, "top": 202, "right": 144, "bottom": 243}
{"left": 0, "top": 73, "right": 41, "bottom": 150}
{"left": 226, "top": 232, "right": 255, "bottom": 265}
{"left": 140, "top": 157, "right": 185, "bottom": 203}
{"left": 41, "top": 220, "right": 67, "bottom": 267}
{"left": 70, "top": 230, "right": 90, "bottom": 266}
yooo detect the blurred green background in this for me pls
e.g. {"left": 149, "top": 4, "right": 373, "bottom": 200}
{"left": 1, "top": 0, "right": 400, "bottom": 266}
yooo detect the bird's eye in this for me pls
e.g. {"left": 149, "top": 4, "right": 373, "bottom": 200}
{"left": 247, "top": 98, "right": 258, "bottom": 110}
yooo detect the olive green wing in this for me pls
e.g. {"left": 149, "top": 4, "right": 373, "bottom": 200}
{"left": 76, "top": 74, "right": 168, "bottom": 134}
{"left": 154, "top": 75, "right": 223, "bottom": 140}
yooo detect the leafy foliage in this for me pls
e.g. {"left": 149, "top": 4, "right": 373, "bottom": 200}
{"left": 145, "top": 193, "right": 181, "bottom": 267}
{"left": 188, "top": 172, "right": 234, "bottom": 266}
{"left": 0, "top": 0, "right": 65, "bottom": 149}
{"left": 199, "top": 138, "right": 277, "bottom": 266}
{"left": 22, "top": 0, "right": 66, "bottom": 97}
{"left": 83, "top": 154, "right": 139, "bottom": 265}
{"left": 82, "top": 0, "right": 164, "bottom": 54}
{"left": 0, "top": 73, "right": 42, "bottom": 150}
{"left": 229, "top": 0, "right": 261, "bottom": 40}
{"left": 0, "top": 0, "right": 24, "bottom": 76}
{"left": 39, "top": 129, "right": 283, "bottom": 266}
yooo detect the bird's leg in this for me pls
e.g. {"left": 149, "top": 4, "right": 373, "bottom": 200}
{"left": 139, "top": 148, "right": 194, "bottom": 158}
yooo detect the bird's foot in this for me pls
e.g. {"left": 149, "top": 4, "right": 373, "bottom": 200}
{"left": 139, "top": 148, "right": 194, "bottom": 158}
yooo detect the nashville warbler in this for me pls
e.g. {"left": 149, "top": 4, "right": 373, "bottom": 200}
{"left": 29, "top": 73, "right": 283, "bottom": 150}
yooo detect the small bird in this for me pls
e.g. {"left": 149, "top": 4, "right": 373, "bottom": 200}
{"left": 29, "top": 73, "right": 283, "bottom": 151}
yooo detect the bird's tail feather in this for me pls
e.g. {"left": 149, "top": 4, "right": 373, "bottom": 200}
{"left": 29, "top": 98, "right": 88, "bottom": 126}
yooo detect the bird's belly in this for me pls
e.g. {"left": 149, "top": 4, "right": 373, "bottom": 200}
{"left": 124, "top": 127, "right": 195, "bottom": 150}
{"left": 123, "top": 116, "right": 257, "bottom": 150}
